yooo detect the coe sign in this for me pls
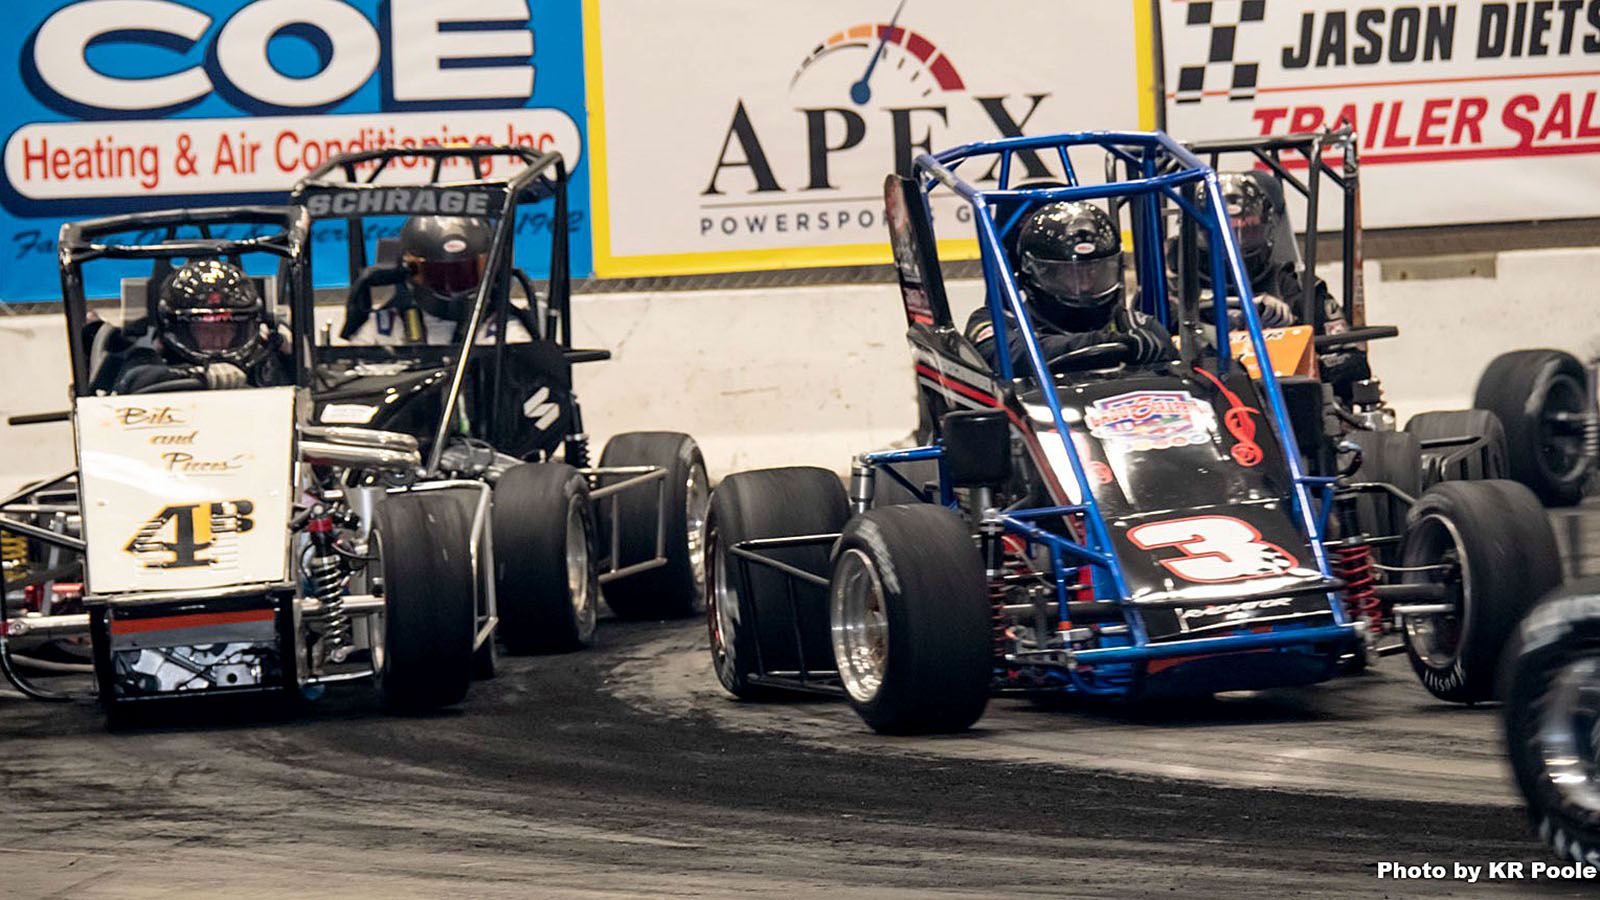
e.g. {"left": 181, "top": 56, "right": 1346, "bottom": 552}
{"left": 0, "top": 0, "right": 592, "bottom": 301}
{"left": 30, "top": 0, "right": 536, "bottom": 113}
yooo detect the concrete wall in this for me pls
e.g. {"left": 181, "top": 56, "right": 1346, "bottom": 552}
{"left": 3, "top": 245, "right": 1597, "bottom": 489}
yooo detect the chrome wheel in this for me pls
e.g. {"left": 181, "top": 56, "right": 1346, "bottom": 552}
{"left": 686, "top": 460, "right": 711, "bottom": 599}
{"left": 1403, "top": 513, "right": 1470, "bottom": 670}
{"left": 369, "top": 528, "right": 387, "bottom": 677}
{"left": 708, "top": 524, "right": 737, "bottom": 671}
{"left": 566, "top": 497, "right": 596, "bottom": 639}
{"left": 831, "top": 548, "right": 889, "bottom": 704}
{"left": 1535, "top": 654, "right": 1600, "bottom": 816}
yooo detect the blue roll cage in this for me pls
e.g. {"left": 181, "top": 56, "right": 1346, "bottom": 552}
{"left": 866, "top": 131, "right": 1347, "bottom": 660}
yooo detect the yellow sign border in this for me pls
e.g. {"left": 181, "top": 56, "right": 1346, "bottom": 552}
{"left": 583, "top": 0, "right": 1160, "bottom": 279}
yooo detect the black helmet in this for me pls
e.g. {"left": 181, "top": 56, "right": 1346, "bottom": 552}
{"left": 1202, "top": 172, "right": 1276, "bottom": 282}
{"left": 1015, "top": 202, "right": 1123, "bottom": 321}
{"left": 399, "top": 216, "right": 493, "bottom": 321}
{"left": 156, "top": 259, "right": 266, "bottom": 367}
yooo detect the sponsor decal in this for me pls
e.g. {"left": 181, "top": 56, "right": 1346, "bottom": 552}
{"left": 300, "top": 186, "right": 500, "bottom": 219}
{"left": 125, "top": 499, "right": 255, "bottom": 570}
{"left": 521, "top": 385, "right": 561, "bottom": 431}
{"left": 1084, "top": 389, "right": 1216, "bottom": 452}
{"left": 589, "top": 0, "right": 1143, "bottom": 274}
{"left": 0, "top": 0, "right": 592, "bottom": 301}
{"left": 320, "top": 402, "right": 378, "bottom": 425}
{"left": 1177, "top": 596, "right": 1293, "bottom": 621}
{"left": 1162, "top": 0, "right": 1600, "bottom": 227}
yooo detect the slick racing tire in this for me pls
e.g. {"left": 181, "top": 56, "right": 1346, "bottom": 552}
{"left": 830, "top": 505, "right": 991, "bottom": 735}
{"left": 1503, "top": 580, "right": 1600, "bottom": 867}
{"left": 596, "top": 432, "right": 711, "bottom": 620}
{"left": 436, "top": 488, "right": 496, "bottom": 680}
{"left": 1404, "top": 409, "right": 1509, "bottom": 487}
{"left": 1474, "top": 349, "right": 1590, "bottom": 506}
{"left": 1399, "top": 480, "right": 1560, "bottom": 704}
{"left": 1346, "top": 429, "right": 1421, "bottom": 566}
{"left": 492, "top": 463, "right": 599, "bottom": 654}
{"left": 706, "top": 467, "right": 847, "bottom": 699}
{"left": 374, "top": 493, "right": 475, "bottom": 712}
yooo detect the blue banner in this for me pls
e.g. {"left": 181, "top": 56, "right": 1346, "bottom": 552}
{"left": 0, "top": 0, "right": 591, "bottom": 302}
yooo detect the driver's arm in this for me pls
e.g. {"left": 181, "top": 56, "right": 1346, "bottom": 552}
{"left": 341, "top": 264, "right": 407, "bottom": 340}
{"left": 969, "top": 310, "right": 1123, "bottom": 373}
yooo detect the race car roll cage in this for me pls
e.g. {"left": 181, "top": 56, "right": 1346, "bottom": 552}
{"left": 292, "top": 145, "right": 578, "bottom": 476}
{"left": 293, "top": 146, "right": 676, "bottom": 588}
{"left": 728, "top": 131, "right": 1356, "bottom": 694}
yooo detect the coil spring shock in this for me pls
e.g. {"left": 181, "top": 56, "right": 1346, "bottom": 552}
{"left": 1333, "top": 541, "right": 1381, "bottom": 632}
{"left": 1, "top": 531, "right": 26, "bottom": 569}
{"left": 988, "top": 579, "right": 1010, "bottom": 656}
{"left": 304, "top": 513, "right": 352, "bottom": 659}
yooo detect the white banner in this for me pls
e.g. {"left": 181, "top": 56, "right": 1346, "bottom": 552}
{"left": 76, "top": 387, "right": 295, "bottom": 596}
{"left": 1161, "top": 0, "right": 1600, "bottom": 227}
{"left": 586, "top": 0, "right": 1149, "bottom": 276}
{"left": 4, "top": 108, "right": 580, "bottom": 200}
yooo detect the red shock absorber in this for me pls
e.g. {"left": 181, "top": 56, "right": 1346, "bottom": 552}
{"left": 1333, "top": 541, "right": 1381, "bottom": 632}
{"left": 988, "top": 579, "right": 1010, "bottom": 656}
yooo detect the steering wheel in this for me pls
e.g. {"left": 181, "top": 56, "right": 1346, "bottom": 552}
{"left": 1047, "top": 341, "right": 1132, "bottom": 374}
{"left": 123, "top": 364, "right": 205, "bottom": 394}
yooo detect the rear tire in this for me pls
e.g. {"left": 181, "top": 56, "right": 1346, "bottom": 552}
{"left": 492, "top": 463, "right": 599, "bottom": 654}
{"left": 597, "top": 432, "right": 710, "bottom": 620}
{"left": 1399, "top": 480, "right": 1560, "bottom": 704}
{"left": 374, "top": 493, "right": 476, "bottom": 712}
{"left": 1345, "top": 429, "right": 1421, "bottom": 566}
{"left": 1475, "top": 349, "right": 1590, "bottom": 506}
{"left": 1503, "top": 580, "right": 1600, "bottom": 866}
{"left": 1405, "top": 409, "right": 1508, "bottom": 487}
{"left": 830, "top": 505, "right": 991, "bottom": 735}
{"left": 706, "top": 468, "right": 847, "bottom": 699}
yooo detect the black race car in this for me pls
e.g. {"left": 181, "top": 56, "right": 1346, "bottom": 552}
{"left": 291, "top": 146, "right": 711, "bottom": 652}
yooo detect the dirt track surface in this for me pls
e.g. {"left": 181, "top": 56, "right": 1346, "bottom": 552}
{"left": 1, "top": 616, "right": 1590, "bottom": 899}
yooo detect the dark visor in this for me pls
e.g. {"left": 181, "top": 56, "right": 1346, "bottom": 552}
{"left": 1021, "top": 251, "right": 1121, "bottom": 303}
{"left": 411, "top": 256, "right": 485, "bottom": 295}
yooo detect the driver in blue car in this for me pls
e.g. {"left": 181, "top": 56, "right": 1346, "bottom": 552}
{"left": 967, "top": 201, "right": 1175, "bottom": 374}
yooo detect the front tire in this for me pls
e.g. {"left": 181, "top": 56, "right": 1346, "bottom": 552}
{"left": 830, "top": 505, "right": 990, "bottom": 735}
{"left": 706, "top": 467, "right": 847, "bottom": 699}
{"left": 1474, "top": 349, "right": 1590, "bottom": 506}
{"left": 374, "top": 493, "right": 476, "bottom": 712}
{"left": 1399, "top": 480, "right": 1560, "bottom": 703}
{"left": 492, "top": 463, "right": 599, "bottom": 654}
{"left": 1504, "top": 581, "right": 1600, "bottom": 866}
{"left": 597, "top": 432, "right": 711, "bottom": 620}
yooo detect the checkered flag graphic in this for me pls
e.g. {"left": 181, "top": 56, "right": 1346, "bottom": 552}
{"left": 1174, "top": 0, "right": 1265, "bottom": 104}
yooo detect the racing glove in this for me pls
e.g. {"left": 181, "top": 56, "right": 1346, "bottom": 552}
{"left": 203, "top": 362, "right": 248, "bottom": 390}
{"left": 1115, "top": 329, "right": 1167, "bottom": 365}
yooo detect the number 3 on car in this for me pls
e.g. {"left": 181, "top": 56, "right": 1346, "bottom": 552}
{"left": 1126, "top": 515, "right": 1299, "bottom": 584}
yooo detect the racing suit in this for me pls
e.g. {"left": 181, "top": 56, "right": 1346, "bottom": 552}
{"left": 1209, "top": 262, "right": 1371, "bottom": 402}
{"left": 965, "top": 298, "right": 1177, "bottom": 375}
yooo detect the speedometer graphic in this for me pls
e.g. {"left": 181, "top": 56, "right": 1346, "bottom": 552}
{"left": 788, "top": 1, "right": 964, "bottom": 106}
